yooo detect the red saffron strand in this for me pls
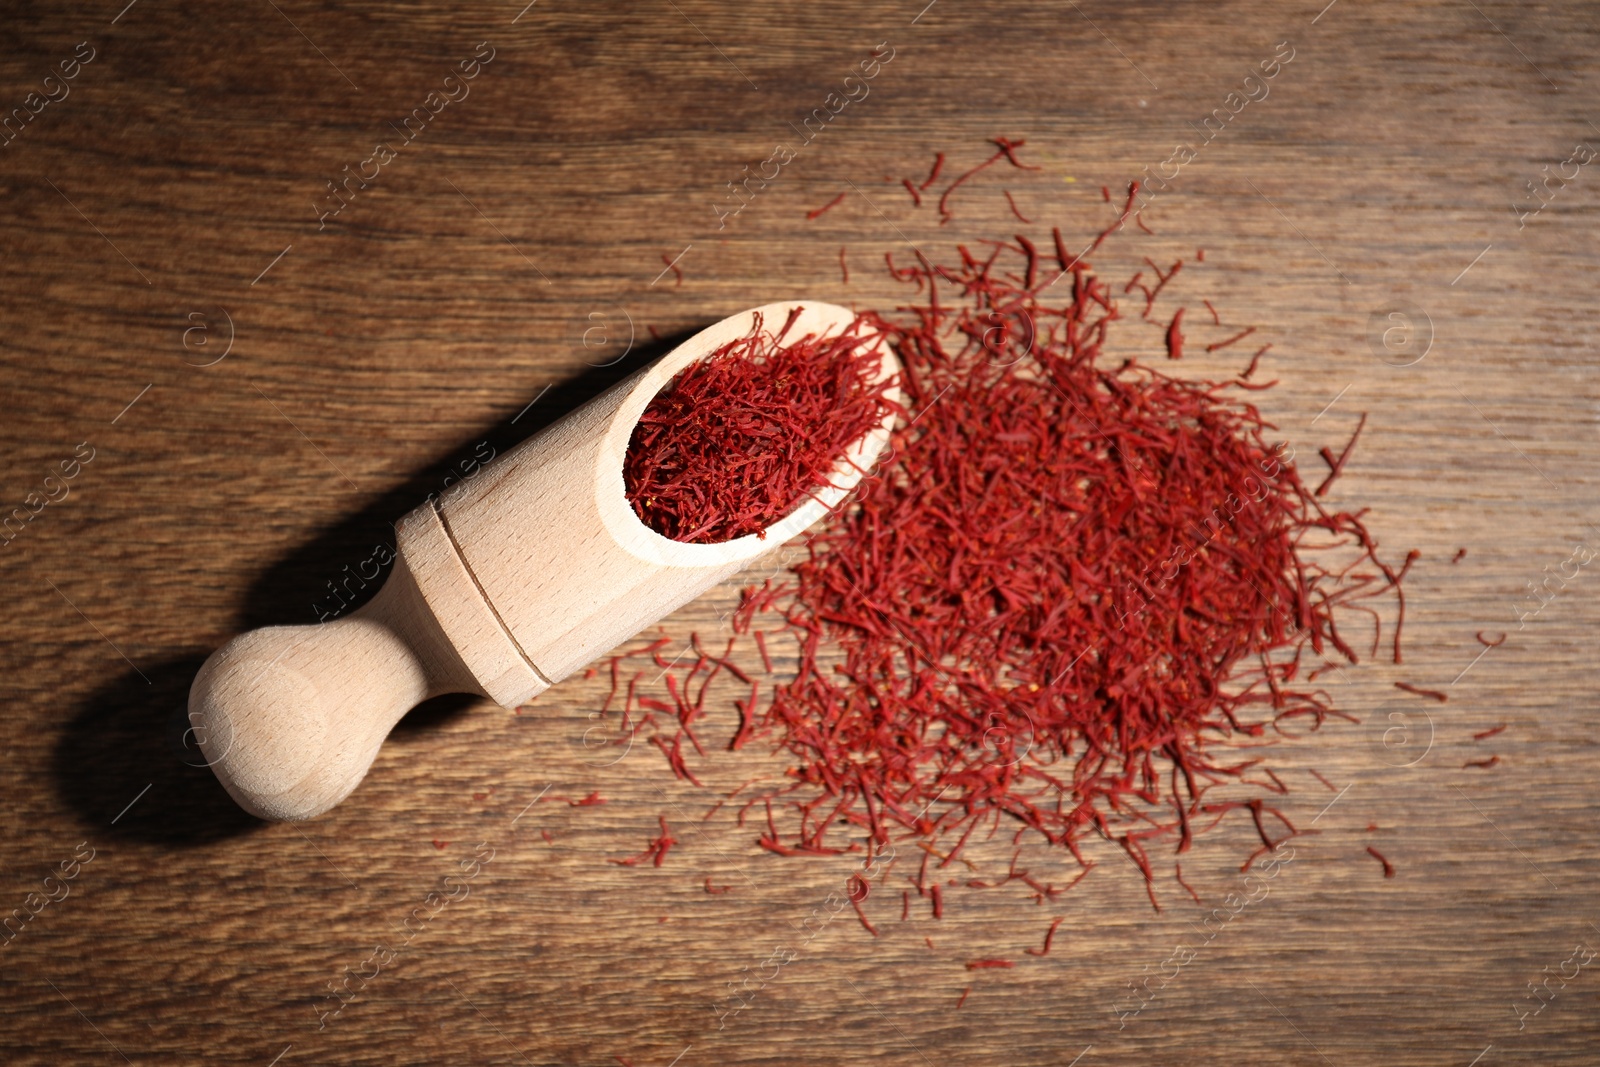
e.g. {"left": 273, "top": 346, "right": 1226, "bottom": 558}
{"left": 1003, "top": 189, "right": 1033, "bottom": 223}
{"left": 849, "top": 894, "right": 879, "bottom": 936}
{"left": 1241, "top": 344, "right": 1270, "bottom": 380}
{"left": 1023, "top": 916, "right": 1065, "bottom": 956}
{"left": 919, "top": 152, "right": 946, "bottom": 191}
{"left": 1452, "top": 548, "right": 1468, "bottom": 563}
{"left": 902, "top": 178, "right": 923, "bottom": 206}
{"left": 660, "top": 252, "right": 684, "bottom": 287}
{"left": 1476, "top": 631, "right": 1507, "bottom": 648}
{"left": 624, "top": 311, "right": 899, "bottom": 543}
{"left": 1205, "top": 325, "right": 1256, "bottom": 352}
{"left": 1473, "top": 722, "right": 1508, "bottom": 740}
{"left": 1308, "top": 768, "right": 1340, "bottom": 793}
{"left": 1366, "top": 846, "right": 1396, "bottom": 878}
{"left": 1174, "top": 862, "right": 1203, "bottom": 905}
{"left": 1315, "top": 412, "right": 1368, "bottom": 498}
{"left": 1202, "top": 298, "right": 1221, "bottom": 325}
{"left": 966, "top": 959, "right": 1015, "bottom": 970}
{"left": 1394, "top": 681, "right": 1449, "bottom": 703}
{"left": 839, "top": 245, "right": 850, "bottom": 284}
{"left": 807, "top": 192, "right": 847, "bottom": 220}
{"left": 955, "top": 987, "right": 971, "bottom": 1009}
{"left": 610, "top": 817, "right": 677, "bottom": 867}
{"left": 1165, "top": 308, "right": 1186, "bottom": 360}
{"left": 1463, "top": 755, "right": 1501, "bottom": 769}
{"left": 938, "top": 137, "right": 1036, "bottom": 223}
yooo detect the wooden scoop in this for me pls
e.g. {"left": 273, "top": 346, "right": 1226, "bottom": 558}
{"left": 189, "top": 301, "right": 899, "bottom": 821}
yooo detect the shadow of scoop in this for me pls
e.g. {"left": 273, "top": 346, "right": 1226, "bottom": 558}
{"left": 52, "top": 654, "right": 265, "bottom": 845}
{"left": 51, "top": 331, "right": 690, "bottom": 838}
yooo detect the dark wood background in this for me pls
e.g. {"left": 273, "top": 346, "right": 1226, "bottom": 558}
{"left": 3, "top": 0, "right": 1598, "bottom": 1063}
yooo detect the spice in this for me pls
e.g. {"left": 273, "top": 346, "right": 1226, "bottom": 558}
{"left": 721, "top": 163, "right": 1405, "bottom": 907}
{"left": 613, "top": 140, "right": 1407, "bottom": 917}
{"left": 849, "top": 894, "right": 878, "bottom": 936}
{"left": 624, "top": 309, "right": 899, "bottom": 543}
{"left": 966, "top": 959, "right": 1014, "bottom": 970}
{"left": 806, "top": 192, "right": 847, "bottom": 220}
{"left": 1205, "top": 325, "right": 1256, "bottom": 353}
{"left": 1473, "top": 722, "right": 1508, "bottom": 740}
{"left": 609, "top": 816, "right": 676, "bottom": 867}
{"left": 659, "top": 252, "right": 684, "bottom": 287}
{"left": 1463, "top": 756, "right": 1501, "bottom": 770}
{"left": 937, "top": 136, "right": 1039, "bottom": 223}
{"left": 1394, "top": 681, "right": 1448, "bottom": 703}
{"left": 1165, "top": 308, "right": 1186, "bottom": 360}
{"left": 1023, "top": 917, "right": 1064, "bottom": 957}
{"left": 1452, "top": 547, "right": 1468, "bottom": 563}
{"left": 1366, "top": 846, "right": 1395, "bottom": 878}
{"left": 1003, "top": 189, "right": 1032, "bottom": 223}
{"left": 1315, "top": 413, "right": 1368, "bottom": 497}
{"left": 538, "top": 791, "right": 607, "bottom": 806}
{"left": 1241, "top": 344, "right": 1270, "bottom": 380}
{"left": 955, "top": 987, "right": 971, "bottom": 1009}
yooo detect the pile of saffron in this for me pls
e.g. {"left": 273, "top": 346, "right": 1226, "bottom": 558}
{"left": 623, "top": 310, "right": 898, "bottom": 544}
{"left": 727, "top": 159, "right": 1405, "bottom": 905}
{"left": 597, "top": 140, "right": 1409, "bottom": 911}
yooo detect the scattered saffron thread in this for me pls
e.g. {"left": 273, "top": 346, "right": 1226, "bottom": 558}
{"left": 1241, "top": 344, "right": 1270, "bottom": 381}
{"left": 1165, "top": 308, "right": 1185, "bottom": 360}
{"left": 1308, "top": 768, "right": 1339, "bottom": 793}
{"left": 807, "top": 192, "right": 847, "bottom": 220}
{"left": 1366, "top": 845, "right": 1395, "bottom": 878}
{"left": 1315, "top": 412, "right": 1369, "bottom": 498}
{"left": 1023, "top": 916, "right": 1065, "bottom": 957}
{"left": 1003, "top": 189, "right": 1033, "bottom": 223}
{"left": 1205, "top": 325, "right": 1256, "bottom": 353}
{"left": 660, "top": 252, "right": 684, "bottom": 287}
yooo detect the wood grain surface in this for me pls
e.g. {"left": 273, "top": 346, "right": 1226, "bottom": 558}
{"left": 3, "top": 1, "right": 1599, "bottom": 1064}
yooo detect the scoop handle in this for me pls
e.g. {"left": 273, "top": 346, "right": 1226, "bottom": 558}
{"left": 189, "top": 553, "right": 477, "bottom": 820}
{"left": 190, "top": 301, "right": 898, "bottom": 821}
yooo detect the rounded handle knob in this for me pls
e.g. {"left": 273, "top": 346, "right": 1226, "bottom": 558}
{"left": 189, "top": 563, "right": 474, "bottom": 820}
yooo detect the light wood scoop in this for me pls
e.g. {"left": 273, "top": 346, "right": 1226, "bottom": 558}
{"left": 190, "top": 301, "right": 899, "bottom": 820}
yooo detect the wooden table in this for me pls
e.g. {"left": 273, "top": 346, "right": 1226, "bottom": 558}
{"left": 3, "top": 1, "right": 1598, "bottom": 1063}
